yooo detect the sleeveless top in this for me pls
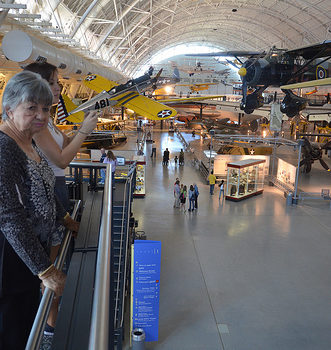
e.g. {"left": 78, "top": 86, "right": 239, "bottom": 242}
{"left": 46, "top": 118, "right": 65, "bottom": 177}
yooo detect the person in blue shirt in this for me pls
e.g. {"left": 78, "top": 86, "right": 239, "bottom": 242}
{"left": 193, "top": 183, "right": 199, "bottom": 209}
{"left": 219, "top": 180, "right": 225, "bottom": 200}
{"left": 188, "top": 185, "right": 196, "bottom": 212}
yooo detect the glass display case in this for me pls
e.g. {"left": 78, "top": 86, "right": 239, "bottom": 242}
{"left": 133, "top": 156, "right": 146, "bottom": 197}
{"left": 226, "top": 159, "right": 265, "bottom": 201}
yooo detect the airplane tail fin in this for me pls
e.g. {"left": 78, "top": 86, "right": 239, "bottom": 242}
{"left": 56, "top": 94, "right": 85, "bottom": 124}
{"left": 173, "top": 67, "right": 180, "bottom": 82}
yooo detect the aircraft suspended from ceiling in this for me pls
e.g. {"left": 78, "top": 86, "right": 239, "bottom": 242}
{"left": 187, "top": 41, "right": 331, "bottom": 118}
{"left": 169, "top": 60, "right": 215, "bottom": 76}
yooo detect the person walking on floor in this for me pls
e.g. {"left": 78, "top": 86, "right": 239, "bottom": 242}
{"left": 174, "top": 180, "right": 181, "bottom": 208}
{"left": 180, "top": 185, "right": 187, "bottom": 212}
{"left": 219, "top": 180, "right": 225, "bottom": 200}
{"left": 163, "top": 148, "right": 170, "bottom": 165}
{"left": 151, "top": 141, "right": 156, "bottom": 158}
{"left": 208, "top": 170, "right": 216, "bottom": 195}
{"left": 179, "top": 148, "right": 184, "bottom": 165}
{"left": 188, "top": 185, "right": 196, "bottom": 212}
{"left": 193, "top": 183, "right": 199, "bottom": 209}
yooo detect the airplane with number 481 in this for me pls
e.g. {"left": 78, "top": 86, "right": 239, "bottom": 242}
{"left": 62, "top": 69, "right": 225, "bottom": 123}
{"left": 67, "top": 67, "right": 178, "bottom": 121}
{"left": 187, "top": 41, "right": 331, "bottom": 118}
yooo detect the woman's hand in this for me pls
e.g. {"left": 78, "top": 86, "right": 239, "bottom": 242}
{"left": 40, "top": 266, "right": 66, "bottom": 297}
{"left": 79, "top": 111, "right": 99, "bottom": 134}
{"left": 64, "top": 216, "right": 80, "bottom": 238}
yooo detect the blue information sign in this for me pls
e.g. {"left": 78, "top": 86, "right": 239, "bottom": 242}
{"left": 132, "top": 240, "right": 161, "bottom": 342}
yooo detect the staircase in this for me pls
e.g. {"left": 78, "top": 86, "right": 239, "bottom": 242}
{"left": 111, "top": 178, "right": 134, "bottom": 349}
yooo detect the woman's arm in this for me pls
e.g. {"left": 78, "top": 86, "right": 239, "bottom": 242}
{"left": 33, "top": 111, "right": 98, "bottom": 169}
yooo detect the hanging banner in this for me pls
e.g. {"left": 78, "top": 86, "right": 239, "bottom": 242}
{"left": 131, "top": 240, "right": 161, "bottom": 342}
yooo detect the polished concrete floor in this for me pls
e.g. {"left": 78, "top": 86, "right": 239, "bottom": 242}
{"left": 124, "top": 130, "right": 331, "bottom": 350}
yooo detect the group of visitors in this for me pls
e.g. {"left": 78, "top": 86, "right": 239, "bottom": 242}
{"left": 173, "top": 178, "right": 199, "bottom": 212}
{"left": 163, "top": 148, "right": 185, "bottom": 166}
{"left": 0, "top": 62, "right": 98, "bottom": 349}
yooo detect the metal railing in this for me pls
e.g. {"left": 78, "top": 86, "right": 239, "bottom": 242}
{"left": 88, "top": 164, "right": 113, "bottom": 350}
{"left": 175, "top": 128, "right": 189, "bottom": 150}
{"left": 115, "top": 165, "right": 135, "bottom": 330}
{"left": 25, "top": 200, "right": 82, "bottom": 350}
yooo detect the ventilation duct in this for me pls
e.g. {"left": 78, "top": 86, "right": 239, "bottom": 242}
{"left": 1, "top": 30, "right": 124, "bottom": 81}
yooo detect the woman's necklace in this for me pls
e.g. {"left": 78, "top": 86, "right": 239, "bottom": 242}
{"left": 0, "top": 124, "right": 41, "bottom": 163}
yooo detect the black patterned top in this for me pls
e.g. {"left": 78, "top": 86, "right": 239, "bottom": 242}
{"left": 0, "top": 131, "right": 57, "bottom": 276}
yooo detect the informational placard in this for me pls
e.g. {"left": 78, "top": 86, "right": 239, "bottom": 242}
{"left": 276, "top": 158, "right": 296, "bottom": 190}
{"left": 131, "top": 240, "right": 161, "bottom": 342}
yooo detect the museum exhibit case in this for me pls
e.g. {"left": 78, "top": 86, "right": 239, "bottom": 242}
{"left": 133, "top": 155, "right": 146, "bottom": 197}
{"left": 226, "top": 159, "right": 266, "bottom": 201}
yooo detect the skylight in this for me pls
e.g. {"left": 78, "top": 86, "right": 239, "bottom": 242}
{"left": 132, "top": 43, "right": 222, "bottom": 77}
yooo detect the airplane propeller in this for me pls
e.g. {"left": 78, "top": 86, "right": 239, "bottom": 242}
{"left": 186, "top": 41, "right": 331, "bottom": 117}
{"left": 300, "top": 137, "right": 331, "bottom": 173}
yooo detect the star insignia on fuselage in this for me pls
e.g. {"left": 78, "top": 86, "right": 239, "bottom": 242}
{"left": 85, "top": 75, "right": 97, "bottom": 81}
{"left": 157, "top": 110, "right": 172, "bottom": 119}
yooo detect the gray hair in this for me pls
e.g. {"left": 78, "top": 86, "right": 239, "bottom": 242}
{"left": 2, "top": 71, "right": 53, "bottom": 121}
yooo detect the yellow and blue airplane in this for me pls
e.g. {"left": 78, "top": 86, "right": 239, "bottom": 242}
{"left": 57, "top": 70, "right": 227, "bottom": 123}
{"left": 65, "top": 69, "right": 177, "bottom": 121}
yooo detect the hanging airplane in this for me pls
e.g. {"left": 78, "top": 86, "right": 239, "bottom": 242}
{"left": 175, "top": 82, "right": 219, "bottom": 94}
{"left": 66, "top": 68, "right": 178, "bottom": 121}
{"left": 169, "top": 60, "right": 215, "bottom": 76}
{"left": 61, "top": 69, "right": 226, "bottom": 123}
{"left": 187, "top": 41, "right": 331, "bottom": 118}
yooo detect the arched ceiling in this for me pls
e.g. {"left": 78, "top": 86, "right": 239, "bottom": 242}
{"left": 1, "top": 0, "right": 330, "bottom": 78}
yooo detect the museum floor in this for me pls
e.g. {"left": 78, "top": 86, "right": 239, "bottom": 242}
{"left": 120, "top": 130, "right": 331, "bottom": 350}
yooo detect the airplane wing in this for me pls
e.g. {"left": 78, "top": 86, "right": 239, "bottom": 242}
{"left": 286, "top": 40, "right": 331, "bottom": 59}
{"left": 120, "top": 93, "right": 177, "bottom": 120}
{"left": 175, "top": 83, "right": 218, "bottom": 87}
{"left": 76, "top": 73, "right": 177, "bottom": 120}
{"left": 280, "top": 77, "right": 331, "bottom": 89}
{"left": 84, "top": 74, "right": 119, "bottom": 93}
{"left": 186, "top": 51, "right": 263, "bottom": 57}
{"left": 159, "top": 95, "right": 225, "bottom": 104}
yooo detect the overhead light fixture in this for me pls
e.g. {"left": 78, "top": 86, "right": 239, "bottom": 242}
{"left": 232, "top": 8, "right": 237, "bottom": 12}
{"left": 0, "top": 3, "right": 26, "bottom": 9}
{"left": 41, "top": 28, "right": 62, "bottom": 33}
{"left": 22, "top": 21, "right": 51, "bottom": 26}
{"left": 8, "top": 13, "right": 41, "bottom": 19}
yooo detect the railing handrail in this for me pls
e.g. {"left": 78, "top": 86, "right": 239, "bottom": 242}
{"left": 88, "top": 164, "right": 113, "bottom": 350}
{"left": 120, "top": 173, "right": 134, "bottom": 328}
{"left": 113, "top": 167, "right": 135, "bottom": 329}
{"left": 25, "top": 200, "right": 81, "bottom": 350}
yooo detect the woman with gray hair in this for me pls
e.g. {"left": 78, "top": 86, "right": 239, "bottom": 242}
{"left": 0, "top": 71, "right": 66, "bottom": 350}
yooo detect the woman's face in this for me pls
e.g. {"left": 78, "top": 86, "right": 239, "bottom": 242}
{"left": 7, "top": 101, "right": 50, "bottom": 134}
{"left": 48, "top": 70, "right": 61, "bottom": 105}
